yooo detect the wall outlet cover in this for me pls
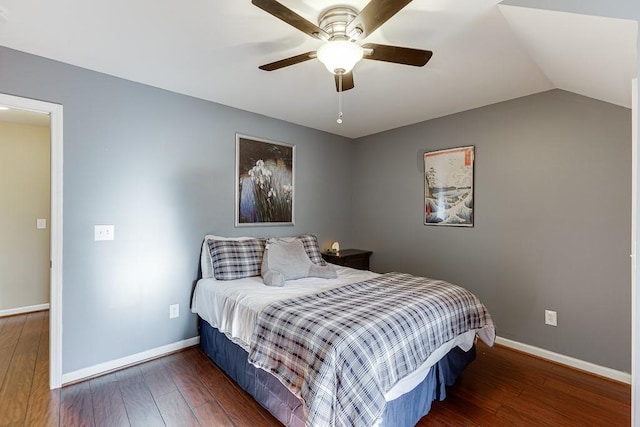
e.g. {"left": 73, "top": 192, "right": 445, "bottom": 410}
{"left": 94, "top": 224, "right": 115, "bottom": 241}
{"left": 169, "top": 304, "right": 179, "bottom": 319}
{"left": 545, "top": 309, "right": 558, "bottom": 326}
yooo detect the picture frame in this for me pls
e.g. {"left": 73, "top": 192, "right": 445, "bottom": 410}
{"left": 235, "top": 134, "right": 295, "bottom": 227}
{"left": 424, "top": 146, "right": 474, "bottom": 227}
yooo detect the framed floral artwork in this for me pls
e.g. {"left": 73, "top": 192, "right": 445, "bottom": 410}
{"left": 424, "top": 146, "right": 474, "bottom": 226}
{"left": 235, "top": 134, "right": 295, "bottom": 226}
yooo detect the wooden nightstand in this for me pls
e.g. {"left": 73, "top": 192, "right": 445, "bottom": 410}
{"left": 322, "top": 249, "right": 372, "bottom": 271}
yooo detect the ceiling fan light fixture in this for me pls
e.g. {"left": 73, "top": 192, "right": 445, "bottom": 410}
{"left": 317, "top": 40, "right": 363, "bottom": 75}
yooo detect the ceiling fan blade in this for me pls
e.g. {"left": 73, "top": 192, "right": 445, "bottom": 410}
{"left": 346, "top": 0, "right": 412, "bottom": 39}
{"left": 259, "top": 51, "right": 317, "bottom": 71}
{"left": 362, "top": 43, "right": 432, "bottom": 66}
{"left": 334, "top": 72, "right": 355, "bottom": 92}
{"left": 252, "top": 0, "right": 329, "bottom": 41}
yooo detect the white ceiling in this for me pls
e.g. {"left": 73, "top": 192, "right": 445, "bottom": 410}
{"left": 0, "top": 0, "right": 636, "bottom": 138}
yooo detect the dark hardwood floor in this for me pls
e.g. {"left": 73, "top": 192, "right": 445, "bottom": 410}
{"left": 0, "top": 311, "right": 631, "bottom": 426}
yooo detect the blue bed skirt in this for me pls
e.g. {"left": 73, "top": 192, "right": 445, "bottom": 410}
{"left": 199, "top": 318, "right": 475, "bottom": 426}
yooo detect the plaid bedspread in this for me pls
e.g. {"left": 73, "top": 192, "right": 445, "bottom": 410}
{"left": 247, "top": 272, "right": 495, "bottom": 427}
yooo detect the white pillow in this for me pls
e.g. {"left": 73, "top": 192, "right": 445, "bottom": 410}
{"left": 200, "top": 235, "right": 255, "bottom": 279}
{"left": 261, "top": 239, "right": 337, "bottom": 287}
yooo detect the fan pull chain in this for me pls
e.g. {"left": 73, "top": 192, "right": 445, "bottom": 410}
{"left": 337, "top": 73, "right": 343, "bottom": 124}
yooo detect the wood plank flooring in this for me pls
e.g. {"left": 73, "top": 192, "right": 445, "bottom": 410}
{"left": 0, "top": 311, "right": 631, "bottom": 426}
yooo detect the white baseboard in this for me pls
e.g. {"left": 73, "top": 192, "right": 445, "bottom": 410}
{"left": 61, "top": 336, "right": 200, "bottom": 386}
{"left": 0, "top": 303, "right": 49, "bottom": 317}
{"left": 57, "top": 334, "right": 632, "bottom": 386}
{"left": 495, "top": 336, "right": 631, "bottom": 384}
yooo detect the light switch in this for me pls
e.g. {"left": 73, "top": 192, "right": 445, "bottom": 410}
{"left": 95, "top": 225, "right": 115, "bottom": 241}
{"left": 36, "top": 219, "right": 47, "bottom": 229}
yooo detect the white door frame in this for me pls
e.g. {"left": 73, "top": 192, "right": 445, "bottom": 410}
{"left": 0, "top": 93, "right": 63, "bottom": 389}
{"left": 632, "top": 77, "right": 638, "bottom": 426}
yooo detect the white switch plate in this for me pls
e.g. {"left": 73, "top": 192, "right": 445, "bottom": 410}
{"left": 94, "top": 225, "right": 115, "bottom": 241}
{"left": 36, "top": 219, "right": 47, "bottom": 229}
{"left": 545, "top": 310, "right": 557, "bottom": 326}
{"left": 169, "top": 304, "right": 179, "bottom": 319}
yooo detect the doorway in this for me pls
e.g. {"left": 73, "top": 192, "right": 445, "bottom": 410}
{"left": 0, "top": 93, "right": 63, "bottom": 389}
{"left": 0, "top": 112, "right": 50, "bottom": 315}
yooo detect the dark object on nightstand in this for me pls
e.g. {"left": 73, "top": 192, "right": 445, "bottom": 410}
{"left": 322, "top": 249, "right": 372, "bottom": 271}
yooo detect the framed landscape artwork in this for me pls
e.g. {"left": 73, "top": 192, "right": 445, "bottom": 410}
{"left": 424, "top": 146, "right": 474, "bottom": 227}
{"left": 235, "top": 134, "right": 295, "bottom": 227}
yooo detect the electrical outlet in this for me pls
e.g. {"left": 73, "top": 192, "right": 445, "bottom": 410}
{"left": 94, "top": 224, "right": 115, "bottom": 241}
{"left": 169, "top": 304, "right": 179, "bottom": 319}
{"left": 545, "top": 310, "right": 557, "bottom": 326}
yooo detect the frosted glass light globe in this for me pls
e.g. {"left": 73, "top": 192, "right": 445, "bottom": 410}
{"left": 317, "top": 40, "right": 364, "bottom": 74}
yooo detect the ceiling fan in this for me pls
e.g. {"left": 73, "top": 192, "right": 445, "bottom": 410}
{"left": 252, "top": 0, "right": 433, "bottom": 93}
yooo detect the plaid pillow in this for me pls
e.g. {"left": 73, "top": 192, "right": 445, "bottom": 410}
{"left": 297, "top": 234, "right": 327, "bottom": 266}
{"left": 208, "top": 238, "right": 266, "bottom": 280}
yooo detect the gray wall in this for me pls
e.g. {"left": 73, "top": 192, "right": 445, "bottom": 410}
{"left": 352, "top": 90, "right": 632, "bottom": 372}
{"left": 0, "top": 47, "right": 354, "bottom": 374}
{"left": 502, "top": 0, "right": 640, "bottom": 21}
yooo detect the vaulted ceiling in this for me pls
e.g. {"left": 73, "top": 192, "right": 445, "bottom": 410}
{"left": 0, "top": 0, "right": 636, "bottom": 138}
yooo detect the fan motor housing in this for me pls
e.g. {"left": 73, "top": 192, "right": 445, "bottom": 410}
{"left": 318, "top": 6, "right": 360, "bottom": 40}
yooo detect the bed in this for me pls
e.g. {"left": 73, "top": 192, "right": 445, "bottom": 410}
{"left": 192, "top": 234, "right": 495, "bottom": 427}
